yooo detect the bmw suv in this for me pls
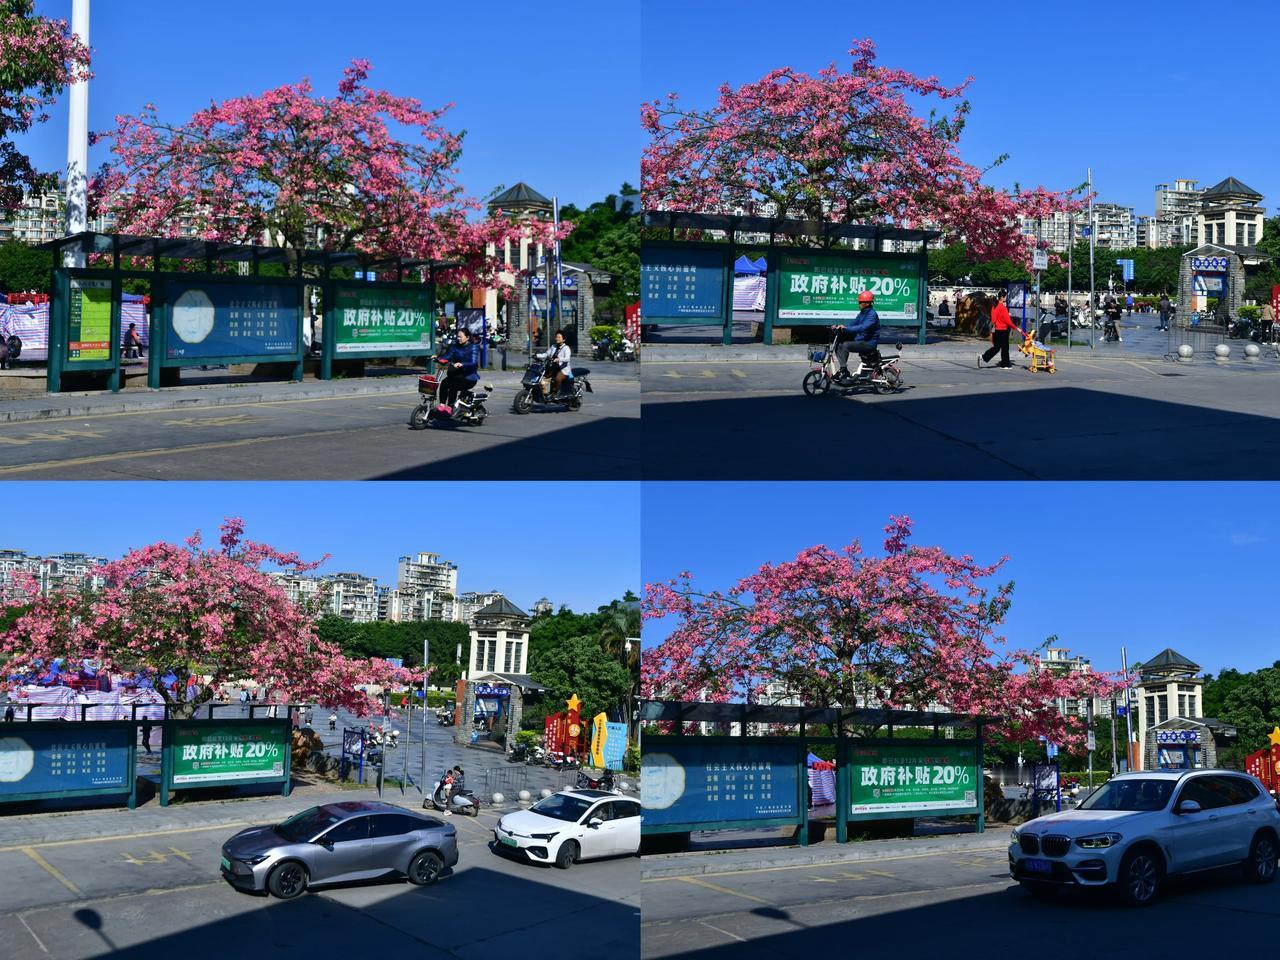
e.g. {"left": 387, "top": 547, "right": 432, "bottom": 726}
{"left": 1008, "top": 769, "right": 1280, "bottom": 905}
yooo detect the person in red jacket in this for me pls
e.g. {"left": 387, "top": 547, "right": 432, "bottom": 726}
{"left": 979, "top": 289, "right": 1027, "bottom": 368}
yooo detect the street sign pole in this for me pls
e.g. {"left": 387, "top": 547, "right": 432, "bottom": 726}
{"left": 1086, "top": 699, "right": 1095, "bottom": 790}
{"left": 1121, "top": 646, "right": 1135, "bottom": 770}
{"left": 1110, "top": 698, "right": 1119, "bottom": 775}
{"left": 1067, "top": 216, "right": 1074, "bottom": 350}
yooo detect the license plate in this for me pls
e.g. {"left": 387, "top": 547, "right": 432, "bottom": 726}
{"left": 1024, "top": 857, "right": 1052, "bottom": 874}
{"left": 499, "top": 836, "right": 519, "bottom": 848}
{"left": 220, "top": 856, "right": 232, "bottom": 872}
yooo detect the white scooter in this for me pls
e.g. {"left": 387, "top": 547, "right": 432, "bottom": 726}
{"left": 427, "top": 773, "right": 480, "bottom": 816}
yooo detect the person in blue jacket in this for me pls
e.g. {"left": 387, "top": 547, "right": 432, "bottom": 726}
{"left": 831, "top": 290, "right": 881, "bottom": 381}
{"left": 436, "top": 327, "right": 479, "bottom": 410}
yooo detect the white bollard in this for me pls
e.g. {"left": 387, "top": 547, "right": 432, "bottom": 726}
{"left": 518, "top": 789, "right": 531, "bottom": 802}
{"left": 492, "top": 792, "right": 504, "bottom": 805}
{"left": 1177, "top": 344, "right": 1193, "bottom": 362}
{"left": 619, "top": 781, "right": 630, "bottom": 793}
{"left": 1245, "top": 343, "right": 1261, "bottom": 359}
{"left": 1214, "top": 343, "right": 1230, "bottom": 363}
{"left": 540, "top": 788, "right": 553, "bottom": 799}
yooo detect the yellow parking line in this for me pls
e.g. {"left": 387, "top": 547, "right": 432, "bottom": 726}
{"left": 21, "top": 847, "right": 81, "bottom": 894}
{"left": 0, "top": 426, "right": 363, "bottom": 476}
{"left": 0, "top": 821, "right": 250, "bottom": 853}
{"left": 675, "top": 875, "right": 771, "bottom": 904}
{"left": 642, "top": 847, "right": 1002, "bottom": 881}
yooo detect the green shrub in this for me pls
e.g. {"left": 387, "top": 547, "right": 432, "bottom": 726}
{"left": 515, "top": 729, "right": 541, "bottom": 748}
{"left": 1238, "top": 305, "right": 1262, "bottom": 321}
{"left": 590, "top": 324, "right": 622, "bottom": 346}
{"left": 625, "top": 742, "right": 640, "bottom": 773}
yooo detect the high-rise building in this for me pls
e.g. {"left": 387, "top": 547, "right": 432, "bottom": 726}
{"left": 325, "top": 572, "right": 379, "bottom": 623}
{"left": 0, "top": 550, "right": 107, "bottom": 595}
{"left": 1091, "top": 203, "right": 1137, "bottom": 249}
{"left": 457, "top": 589, "right": 507, "bottom": 625}
{"left": 0, "top": 186, "right": 115, "bottom": 245}
{"left": 391, "top": 551, "right": 459, "bottom": 621}
{"left": 1153, "top": 179, "right": 1203, "bottom": 247}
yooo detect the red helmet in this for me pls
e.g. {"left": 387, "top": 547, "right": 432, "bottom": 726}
{"left": 858, "top": 290, "right": 875, "bottom": 305}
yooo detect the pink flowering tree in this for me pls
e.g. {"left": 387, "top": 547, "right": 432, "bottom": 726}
{"left": 0, "top": 518, "right": 421, "bottom": 719}
{"left": 641, "top": 39, "right": 1082, "bottom": 267}
{"left": 643, "top": 516, "right": 1120, "bottom": 747}
{"left": 0, "top": 0, "right": 92, "bottom": 210}
{"left": 90, "top": 60, "right": 566, "bottom": 289}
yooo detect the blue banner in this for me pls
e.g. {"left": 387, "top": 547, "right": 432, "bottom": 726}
{"left": 641, "top": 248, "right": 726, "bottom": 320}
{"left": 602, "top": 722, "right": 627, "bottom": 770}
{"left": 0, "top": 727, "right": 132, "bottom": 797}
{"left": 165, "top": 281, "right": 299, "bottom": 360}
{"left": 641, "top": 741, "right": 801, "bottom": 828}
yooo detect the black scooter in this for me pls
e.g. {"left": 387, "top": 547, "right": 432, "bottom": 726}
{"left": 511, "top": 357, "right": 592, "bottom": 414}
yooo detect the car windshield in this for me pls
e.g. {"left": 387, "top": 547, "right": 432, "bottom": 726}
{"left": 530, "top": 794, "right": 593, "bottom": 822}
{"left": 275, "top": 806, "right": 344, "bottom": 842}
{"left": 1079, "top": 778, "right": 1175, "bottom": 812}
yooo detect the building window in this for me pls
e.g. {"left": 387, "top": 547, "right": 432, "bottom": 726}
{"left": 504, "top": 641, "right": 514, "bottom": 673}
{"left": 511, "top": 241, "right": 521, "bottom": 270}
{"left": 1247, "top": 223, "right": 1257, "bottom": 247}
{"left": 1145, "top": 695, "right": 1155, "bottom": 724}
{"left": 486, "top": 640, "right": 496, "bottom": 672}
{"left": 473, "top": 642, "right": 483, "bottom": 672}
{"left": 1158, "top": 695, "right": 1168, "bottom": 724}
{"left": 1237, "top": 223, "right": 1246, "bottom": 246}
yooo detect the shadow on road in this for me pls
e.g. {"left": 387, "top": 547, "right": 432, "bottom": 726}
{"left": 639, "top": 386, "right": 1280, "bottom": 479}
{"left": 376, "top": 415, "right": 643, "bottom": 480}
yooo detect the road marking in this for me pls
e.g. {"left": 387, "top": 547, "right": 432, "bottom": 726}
{"left": 0, "top": 821, "right": 251, "bottom": 854}
{"left": 168, "top": 847, "right": 193, "bottom": 861}
{"left": 21, "top": 847, "right": 81, "bottom": 894}
{"left": 642, "top": 847, "right": 1004, "bottom": 881}
{"left": 662, "top": 371, "right": 683, "bottom": 379}
{"left": 697, "top": 371, "right": 717, "bottom": 379}
{"left": 674, "top": 875, "right": 771, "bottom": 904}
{"left": 860, "top": 868, "right": 900, "bottom": 879}
{"left": 698, "top": 919, "right": 747, "bottom": 943}
{"left": 160, "top": 414, "right": 266, "bottom": 427}
{"left": 0, "top": 428, "right": 108, "bottom": 446}
{"left": 0, "top": 426, "right": 362, "bottom": 476}
{"left": 17, "top": 914, "right": 48, "bottom": 954}
{"left": 730, "top": 369, "right": 748, "bottom": 379}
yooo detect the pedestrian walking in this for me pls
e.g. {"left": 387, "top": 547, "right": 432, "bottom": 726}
{"left": 328, "top": 712, "right": 338, "bottom": 732}
{"left": 141, "top": 716, "right": 154, "bottom": 755}
{"left": 239, "top": 688, "right": 249, "bottom": 714}
{"left": 3, "top": 704, "right": 14, "bottom": 722}
{"left": 978, "top": 290, "right": 1025, "bottom": 369}
{"left": 1125, "top": 292, "right": 1134, "bottom": 315}
{"left": 1157, "top": 293, "right": 1171, "bottom": 331}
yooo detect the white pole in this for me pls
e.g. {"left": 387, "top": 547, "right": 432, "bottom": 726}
{"left": 1067, "top": 215, "right": 1074, "bottom": 351}
{"left": 1088, "top": 168, "right": 1096, "bottom": 350}
{"left": 553, "top": 196, "right": 565, "bottom": 347}
{"left": 1121, "top": 646, "right": 1134, "bottom": 771}
{"left": 64, "top": 0, "right": 90, "bottom": 268}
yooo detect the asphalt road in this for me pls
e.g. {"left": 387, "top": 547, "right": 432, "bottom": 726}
{"left": 0, "top": 370, "right": 639, "bottom": 480}
{"left": 641, "top": 324, "right": 1280, "bottom": 479}
{"left": 0, "top": 805, "right": 638, "bottom": 959}
{"left": 641, "top": 846, "right": 1280, "bottom": 959}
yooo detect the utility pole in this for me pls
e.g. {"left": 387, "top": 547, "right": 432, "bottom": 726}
{"left": 420, "top": 635, "right": 429, "bottom": 794}
{"left": 552, "top": 196, "right": 565, "bottom": 348}
{"left": 1121, "top": 646, "right": 1135, "bottom": 771}
{"left": 63, "top": 0, "right": 90, "bottom": 268}
{"left": 1067, "top": 216, "right": 1074, "bottom": 350}
{"left": 1110, "top": 698, "right": 1119, "bottom": 775}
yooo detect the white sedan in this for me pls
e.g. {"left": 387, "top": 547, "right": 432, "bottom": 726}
{"left": 493, "top": 789, "right": 640, "bottom": 868}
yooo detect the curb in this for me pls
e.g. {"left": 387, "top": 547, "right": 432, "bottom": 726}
{"left": 640, "top": 831, "right": 1009, "bottom": 878}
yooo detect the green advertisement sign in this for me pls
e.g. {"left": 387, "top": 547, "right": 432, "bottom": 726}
{"left": 777, "top": 253, "right": 920, "bottom": 321}
{"left": 332, "top": 287, "right": 433, "bottom": 355}
{"left": 170, "top": 723, "right": 287, "bottom": 786}
{"left": 68, "top": 278, "right": 113, "bottom": 361}
{"left": 847, "top": 742, "right": 978, "bottom": 814}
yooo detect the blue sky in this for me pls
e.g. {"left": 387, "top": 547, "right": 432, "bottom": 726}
{"left": 641, "top": 0, "right": 1280, "bottom": 215}
{"left": 20, "top": 0, "right": 638, "bottom": 210}
{"left": 5, "top": 482, "right": 639, "bottom": 613}
{"left": 642, "top": 482, "right": 1278, "bottom": 678}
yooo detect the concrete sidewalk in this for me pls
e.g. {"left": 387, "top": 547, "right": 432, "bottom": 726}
{"left": 641, "top": 341, "right": 1137, "bottom": 363}
{"left": 641, "top": 829, "right": 1010, "bottom": 878}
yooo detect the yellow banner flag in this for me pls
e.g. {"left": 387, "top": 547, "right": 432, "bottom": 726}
{"left": 590, "top": 712, "right": 609, "bottom": 768}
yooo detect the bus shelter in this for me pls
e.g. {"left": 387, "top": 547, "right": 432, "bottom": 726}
{"left": 39, "top": 232, "right": 457, "bottom": 393}
{"left": 639, "top": 700, "right": 994, "bottom": 845}
{"left": 641, "top": 212, "right": 940, "bottom": 346}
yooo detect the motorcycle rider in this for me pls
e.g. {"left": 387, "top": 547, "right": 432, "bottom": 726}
{"left": 436, "top": 327, "right": 479, "bottom": 410}
{"left": 1103, "top": 294, "right": 1123, "bottom": 342}
{"left": 831, "top": 290, "right": 881, "bottom": 382}
{"left": 538, "top": 330, "right": 574, "bottom": 397}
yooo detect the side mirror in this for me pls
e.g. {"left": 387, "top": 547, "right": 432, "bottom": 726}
{"left": 314, "top": 839, "right": 334, "bottom": 850}
{"left": 1176, "top": 799, "right": 1202, "bottom": 815}
{"left": 588, "top": 818, "right": 604, "bottom": 829}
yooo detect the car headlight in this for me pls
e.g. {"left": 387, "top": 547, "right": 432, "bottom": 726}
{"left": 1010, "top": 827, "right": 1021, "bottom": 843}
{"left": 1074, "top": 833, "right": 1122, "bottom": 849}
{"left": 240, "top": 854, "right": 271, "bottom": 865}
{"left": 530, "top": 832, "right": 558, "bottom": 842}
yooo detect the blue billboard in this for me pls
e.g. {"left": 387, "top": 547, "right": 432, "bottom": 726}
{"left": 641, "top": 247, "right": 727, "bottom": 321}
{"left": 641, "top": 740, "right": 801, "bottom": 829}
{"left": 0, "top": 726, "right": 133, "bottom": 799}
{"left": 164, "top": 281, "right": 299, "bottom": 360}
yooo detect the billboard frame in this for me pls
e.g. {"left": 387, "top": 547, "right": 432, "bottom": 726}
{"left": 0, "top": 719, "right": 138, "bottom": 808}
{"left": 640, "top": 239, "right": 734, "bottom": 343}
{"left": 158, "top": 716, "right": 293, "bottom": 806}
{"left": 319, "top": 279, "right": 437, "bottom": 379}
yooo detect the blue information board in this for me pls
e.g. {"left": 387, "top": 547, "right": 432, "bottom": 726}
{"left": 0, "top": 726, "right": 133, "bottom": 799}
{"left": 641, "top": 740, "right": 801, "bottom": 829}
{"left": 164, "top": 281, "right": 299, "bottom": 360}
{"left": 641, "top": 247, "right": 727, "bottom": 322}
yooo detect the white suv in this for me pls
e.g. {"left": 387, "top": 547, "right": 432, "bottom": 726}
{"left": 1008, "top": 769, "right": 1280, "bottom": 905}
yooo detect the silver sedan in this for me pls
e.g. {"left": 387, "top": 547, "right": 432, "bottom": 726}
{"left": 220, "top": 800, "right": 458, "bottom": 898}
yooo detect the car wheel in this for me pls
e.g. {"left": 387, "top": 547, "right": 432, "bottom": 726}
{"left": 1245, "top": 831, "right": 1279, "bottom": 883}
{"left": 554, "top": 839, "right": 578, "bottom": 870}
{"left": 408, "top": 850, "right": 444, "bottom": 886}
{"left": 1118, "top": 847, "right": 1162, "bottom": 906}
{"left": 267, "top": 861, "right": 308, "bottom": 900}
